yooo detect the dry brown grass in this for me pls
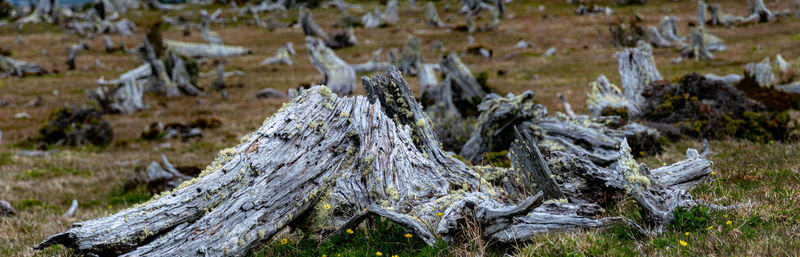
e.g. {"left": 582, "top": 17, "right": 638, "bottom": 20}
{"left": 1, "top": 0, "right": 800, "bottom": 256}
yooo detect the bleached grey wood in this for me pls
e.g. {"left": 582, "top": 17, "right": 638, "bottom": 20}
{"left": 89, "top": 79, "right": 147, "bottom": 114}
{"left": 399, "top": 36, "right": 422, "bottom": 76}
{"left": 557, "top": 93, "right": 576, "bottom": 118}
{"left": 439, "top": 53, "right": 486, "bottom": 108}
{"left": 658, "top": 16, "right": 684, "bottom": 44}
{"left": 164, "top": 40, "right": 252, "bottom": 58}
{"left": 351, "top": 48, "right": 392, "bottom": 73}
{"left": 424, "top": 2, "right": 445, "bottom": 27}
{"left": 306, "top": 37, "right": 356, "bottom": 95}
{"left": 745, "top": 57, "right": 774, "bottom": 87}
{"left": 510, "top": 128, "right": 566, "bottom": 200}
{"left": 0, "top": 55, "right": 47, "bottom": 77}
{"left": 0, "top": 200, "right": 16, "bottom": 217}
{"left": 37, "top": 69, "right": 716, "bottom": 256}
{"left": 67, "top": 42, "right": 89, "bottom": 70}
{"left": 586, "top": 75, "right": 639, "bottom": 117}
{"left": 260, "top": 43, "right": 295, "bottom": 66}
{"left": 300, "top": 9, "right": 327, "bottom": 38}
{"left": 63, "top": 200, "right": 79, "bottom": 218}
{"left": 616, "top": 41, "right": 662, "bottom": 115}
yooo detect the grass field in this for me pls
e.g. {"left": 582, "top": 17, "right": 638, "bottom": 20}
{"left": 1, "top": 0, "right": 800, "bottom": 256}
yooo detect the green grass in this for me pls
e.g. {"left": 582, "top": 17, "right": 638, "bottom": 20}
{"left": 250, "top": 217, "right": 449, "bottom": 257}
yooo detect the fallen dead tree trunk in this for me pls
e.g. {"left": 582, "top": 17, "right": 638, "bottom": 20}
{"left": 0, "top": 55, "right": 48, "bottom": 77}
{"left": 164, "top": 40, "right": 252, "bottom": 58}
{"left": 37, "top": 69, "right": 717, "bottom": 256}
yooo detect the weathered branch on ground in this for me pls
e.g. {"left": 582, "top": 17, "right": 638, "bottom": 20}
{"left": 164, "top": 40, "right": 252, "bottom": 58}
{"left": 37, "top": 69, "right": 715, "bottom": 256}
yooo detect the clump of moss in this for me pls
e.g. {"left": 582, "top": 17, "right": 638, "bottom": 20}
{"left": 600, "top": 106, "right": 630, "bottom": 121}
{"left": 483, "top": 150, "right": 510, "bottom": 168}
{"left": 736, "top": 73, "right": 800, "bottom": 112}
{"left": 40, "top": 107, "right": 113, "bottom": 147}
{"left": 641, "top": 73, "right": 791, "bottom": 143}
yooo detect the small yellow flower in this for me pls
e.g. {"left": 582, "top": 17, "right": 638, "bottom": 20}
{"left": 707, "top": 226, "right": 713, "bottom": 230}
{"left": 723, "top": 214, "right": 728, "bottom": 218}
{"left": 281, "top": 238, "right": 288, "bottom": 245}
{"left": 322, "top": 255, "right": 327, "bottom": 257}
{"left": 392, "top": 255, "right": 399, "bottom": 257}
{"left": 108, "top": 205, "right": 113, "bottom": 209}
{"left": 711, "top": 171, "right": 716, "bottom": 175}
{"left": 661, "top": 162, "right": 667, "bottom": 166}
{"left": 684, "top": 232, "right": 689, "bottom": 236}
{"left": 726, "top": 220, "right": 732, "bottom": 225}
{"left": 324, "top": 204, "right": 330, "bottom": 210}
{"left": 404, "top": 233, "right": 413, "bottom": 239}
{"left": 679, "top": 240, "right": 688, "bottom": 247}
{"left": 436, "top": 212, "right": 443, "bottom": 217}
{"left": 376, "top": 252, "right": 383, "bottom": 256}
{"left": 632, "top": 200, "right": 636, "bottom": 204}
{"left": 769, "top": 140, "right": 774, "bottom": 144}
{"left": 346, "top": 229, "right": 354, "bottom": 234}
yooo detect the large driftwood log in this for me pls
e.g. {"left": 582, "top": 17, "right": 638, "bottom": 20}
{"left": 0, "top": 55, "right": 47, "bottom": 77}
{"left": 616, "top": 41, "right": 662, "bottom": 116}
{"left": 306, "top": 37, "right": 356, "bottom": 95}
{"left": 37, "top": 68, "right": 716, "bottom": 256}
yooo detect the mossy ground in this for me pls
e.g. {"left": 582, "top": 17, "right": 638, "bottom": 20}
{"left": 1, "top": 0, "right": 800, "bottom": 256}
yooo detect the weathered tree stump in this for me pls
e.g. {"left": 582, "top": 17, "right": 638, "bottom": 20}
{"left": 89, "top": 79, "right": 147, "bottom": 114}
{"left": 616, "top": 41, "right": 663, "bottom": 116}
{"left": 37, "top": 69, "right": 716, "bottom": 257}
{"left": 260, "top": 43, "right": 295, "bottom": 66}
{"left": 306, "top": 37, "right": 356, "bottom": 95}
